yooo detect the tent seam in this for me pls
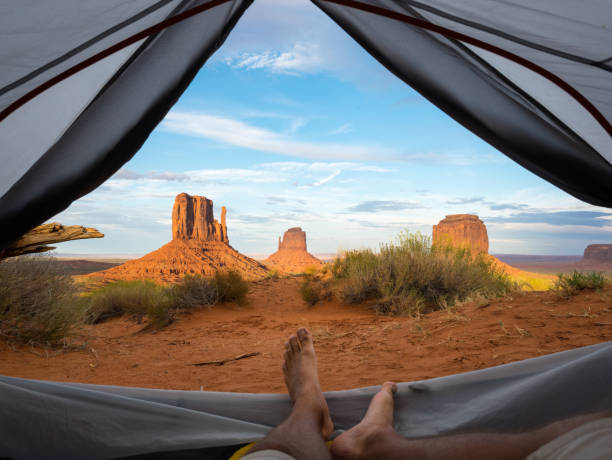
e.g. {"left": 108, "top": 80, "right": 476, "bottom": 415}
{"left": 319, "top": 0, "right": 612, "bottom": 137}
{"left": 0, "top": 0, "right": 179, "bottom": 97}
{"left": 0, "top": 0, "right": 233, "bottom": 125}
{"left": 390, "top": 0, "right": 612, "bottom": 71}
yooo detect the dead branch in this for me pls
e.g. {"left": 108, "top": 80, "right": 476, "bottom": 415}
{"left": 1, "top": 222, "right": 103, "bottom": 259}
{"left": 190, "top": 352, "right": 260, "bottom": 366}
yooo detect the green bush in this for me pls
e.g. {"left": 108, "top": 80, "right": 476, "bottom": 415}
{"left": 332, "top": 249, "right": 379, "bottom": 303}
{"left": 552, "top": 271, "right": 605, "bottom": 298}
{"left": 300, "top": 279, "right": 321, "bottom": 306}
{"left": 171, "top": 274, "right": 219, "bottom": 309}
{"left": 332, "top": 231, "right": 516, "bottom": 315}
{"left": 375, "top": 291, "right": 425, "bottom": 317}
{"left": 84, "top": 271, "right": 249, "bottom": 329}
{"left": 0, "top": 256, "right": 83, "bottom": 345}
{"left": 83, "top": 280, "right": 174, "bottom": 328}
{"left": 213, "top": 270, "right": 249, "bottom": 305}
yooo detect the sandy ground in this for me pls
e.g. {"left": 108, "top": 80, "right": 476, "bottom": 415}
{"left": 1, "top": 278, "right": 611, "bottom": 393}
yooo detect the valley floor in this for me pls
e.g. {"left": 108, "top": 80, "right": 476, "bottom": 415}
{"left": 1, "top": 278, "right": 611, "bottom": 393}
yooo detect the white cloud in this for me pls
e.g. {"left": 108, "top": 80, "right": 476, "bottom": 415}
{"left": 330, "top": 123, "right": 352, "bottom": 135}
{"left": 289, "top": 117, "right": 307, "bottom": 133}
{"left": 213, "top": 0, "right": 401, "bottom": 90}
{"left": 401, "top": 151, "right": 502, "bottom": 166}
{"left": 226, "top": 43, "right": 325, "bottom": 75}
{"left": 311, "top": 170, "right": 341, "bottom": 187}
{"left": 161, "top": 111, "right": 397, "bottom": 161}
{"left": 258, "top": 161, "right": 393, "bottom": 174}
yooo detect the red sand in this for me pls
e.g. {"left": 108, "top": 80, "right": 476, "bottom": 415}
{"left": 1, "top": 278, "right": 611, "bottom": 393}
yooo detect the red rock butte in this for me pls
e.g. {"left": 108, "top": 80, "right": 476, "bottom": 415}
{"left": 583, "top": 244, "right": 612, "bottom": 261}
{"left": 264, "top": 227, "right": 322, "bottom": 274}
{"left": 90, "top": 193, "right": 267, "bottom": 283}
{"left": 432, "top": 214, "right": 489, "bottom": 254}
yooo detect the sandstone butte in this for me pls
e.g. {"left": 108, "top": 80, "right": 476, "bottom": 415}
{"left": 583, "top": 244, "right": 612, "bottom": 261}
{"left": 431, "top": 214, "right": 554, "bottom": 282}
{"left": 575, "top": 243, "right": 612, "bottom": 271}
{"left": 432, "top": 214, "right": 489, "bottom": 254}
{"left": 89, "top": 193, "right": 268, "bottom": 283}
{"left": 264, "top": 227, "right": 322, "bottom": 274}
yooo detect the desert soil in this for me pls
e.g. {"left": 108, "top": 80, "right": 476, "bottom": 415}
{"left": 1, "top": 278, "right": 611, "bottom": 393}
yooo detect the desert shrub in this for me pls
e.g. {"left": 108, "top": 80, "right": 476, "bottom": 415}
{"left": 375, "top": 291, "right": 425, "bottom": 317}
{"left": 332, "top": 249, "right": 379, "bottom": 303}
{"left": 303, "top": 265, "right": 321, "bottom": 277}
{"left": 552, "top": 271, "right": 605, "bottom": 298}
{"left": 332, "top": 231, "right": 516, "bottom": 315}
{"left": 0, "top": 256, "right": 83, "bottom": 345}
{"left": 83, "top": 271, "right": 249, "bottom": 330}
{"left": 213, "top": 270, "right": 249, "bottom": 304}
{"left": 267, "top": 269, "right": 280, "bottom": 279}
{"left": 300, "top": 279, "right": 321, "bottom": 306}
{"left": 84, "top": 280, "right": 174, "bottom": 327}
{"left": 171, "top": 274, "right": 219, "bottom": 309}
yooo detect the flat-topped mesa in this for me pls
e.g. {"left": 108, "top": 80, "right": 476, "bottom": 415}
{"left": 278, "top": 227, "right": 307, "bottom": 251}
{"left": 433, "top": 214, "right": 489, "bottom": 254}
{"left": 265, "top": 227, "right": 321, "bottom": 274}
{"left": 172, "top": 193, "right": 228, "bottom": 244}
{"left": 584, "top": 244, "right": 612, "bottom": 261}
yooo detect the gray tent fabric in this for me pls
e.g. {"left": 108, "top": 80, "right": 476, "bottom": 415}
{"left": 0, "top": 0, "right": 253, "bottom": 249}
{"left": 1, "top": 341, "right": 611, "bottom": 459}
{"left": 0, "top": 0, "right": 611, "bottom": 249}
{"left": 312, "top": 0, "right": 612, "bottom": 207}
{"left": 1, "top": 3, "right": 612, "bottom": 458}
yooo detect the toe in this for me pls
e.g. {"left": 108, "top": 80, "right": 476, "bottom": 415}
{"left": 382, "top": 381, "right": 398, "bottom": 394}
{"left": 297, "top": 327, "right": 312, "bottom": 345}
{"left": 289, "top": 334, "right": 301, "bottom": 353}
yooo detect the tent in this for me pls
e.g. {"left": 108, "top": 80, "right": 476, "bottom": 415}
{"left": 1, "top": 0, "right": 611, "bottom": 458}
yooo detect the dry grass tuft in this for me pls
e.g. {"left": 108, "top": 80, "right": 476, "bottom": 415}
{"left": 213, "top": 270, "right": 249, "bottom": 305}
{"left": 0, "top": 256, "right": 83, "bottom": 346}
{"left": 300, "top": 279, "right": 322, "bottom": 306}
{"left": 552, "top": 271, "right": 605, "bottom": 298}
{"left": 83, "top": 270, "right": 249, "bottom": 330}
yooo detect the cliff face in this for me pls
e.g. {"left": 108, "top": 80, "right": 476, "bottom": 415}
{"left": 432, "top": 214, "right": 489, "bottom": 254}
{"left": 90, "top": 193, "right": 267, "bottom": 283}
{"left": 265, "top": 227, "right": 321, "bottom": 274}
{"left": 172, "top": 193, "right": 228, "bottom": 243}
{"left": 583, "top": 244, "right": 612, "bottom": 261}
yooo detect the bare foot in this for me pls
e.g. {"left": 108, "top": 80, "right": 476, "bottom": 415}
{"left": 331, "top": 382, "right": 398, "bottom": 460}
{"left": 282, "top": 327, "right": 334, "bottom": 438}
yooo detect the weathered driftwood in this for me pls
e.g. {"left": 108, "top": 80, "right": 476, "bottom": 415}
{"left": 0, "top": 222, "right": 104, "bottom": 259}
{"left": 190, "top": 352, "right": 260, "bottom": 367}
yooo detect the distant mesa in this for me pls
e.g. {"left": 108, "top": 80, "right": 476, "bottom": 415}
{"left": 89, "top": 193, "right": 267, "bottom": 283}
{"left": 583, "top": 244, "right": 612, "bottom": 261}
{"left": 264, "top": 227, "right": 322, "bottom": 274}
{"left": 433, "top": 214, "right": 489, "bottom": 254}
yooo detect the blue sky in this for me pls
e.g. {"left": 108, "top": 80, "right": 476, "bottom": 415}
{"left": 54, "top": 0, "right": 612, "bottom": 257}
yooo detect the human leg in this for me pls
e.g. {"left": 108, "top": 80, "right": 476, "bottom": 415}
{"left": 332, "top": 383, "right": 611, "bottom": 460}
{"left": 246, "top": 328, "right": 333, "bottom": 460}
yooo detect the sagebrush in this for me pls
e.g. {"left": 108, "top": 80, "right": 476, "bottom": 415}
{"left": 300, "top": 279, "right": 321, "bottom": 306}
{"left": 552, "top": 271, "right": 605, "bottom": 298}
{"left": 83, "top": 270, "right": 249, "bottom": 329}
{"left": 83, "top": 280, "right": 174, "bottom": 328}
{"left": 0, "top": 259, "right": 251, "bottom": 344}
{"left": 0, "top": 256, "right": 83, "bottom": 345}
{"left": 332, "top": 232, "right": 516, "bottom": 315}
